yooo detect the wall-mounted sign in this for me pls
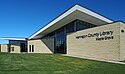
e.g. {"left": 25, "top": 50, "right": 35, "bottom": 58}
{"left": 76, "top": 31, "right": 114, "bottom": 41}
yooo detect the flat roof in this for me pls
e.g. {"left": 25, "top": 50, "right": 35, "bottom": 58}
{"left": 29, "top": 4, "right": 113, "bottom": 39}
{"left": 1, "top": 37, "right": 27, "bottom": 41}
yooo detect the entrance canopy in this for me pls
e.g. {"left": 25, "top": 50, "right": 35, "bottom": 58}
{"left": 29, "top": 4, "right": 113, "bottom": 39}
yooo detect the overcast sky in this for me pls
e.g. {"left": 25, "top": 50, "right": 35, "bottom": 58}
{"left": 0, "top": 0, "right": 125, "bottom": 44}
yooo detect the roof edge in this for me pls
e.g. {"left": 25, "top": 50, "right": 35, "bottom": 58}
{"left": 1, "top": 37, "right": 27, "bottom": 41}
{"left": 29, "top": 4, "right": 113, "bottom": 39}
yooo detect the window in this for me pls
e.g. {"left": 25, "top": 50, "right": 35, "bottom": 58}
{"left": 66, "top": 21, "right": 75, "bottom": 33}
{"left": 29, "top": 45, "right": 34, "bottom": 52}
{"left": 121, "top": 30, "right": 124, "bottom": 33}
{"left": 32, "top": 45, "right": 34, "bottom": 52}
{"left": 41, "top": 19, "right": 96, "bottom": 54}
{"left": 76, "top": 19, "right": 96, "bottom": 31}
{"left": 29, "top": 45, "right": 31, "bottom": 52}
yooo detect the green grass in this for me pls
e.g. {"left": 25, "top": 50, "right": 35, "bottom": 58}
{"left": 0, "top": 53, "right": 125, "bottom": 74}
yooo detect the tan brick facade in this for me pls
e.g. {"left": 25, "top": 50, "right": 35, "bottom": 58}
{"left": 10, "top": 45, "right": 20, "bottom": 53}
{"left": 120, "top": 22, "right": 125, "bottom": 61}
{"left": 0, "top": 44, "right": 20, "bottom": 53}
{"left": 1, "top": 22, "right": 125, "bottom": 62}
{"left": 28, "top": 39, "right": 53, "bottom": 53}
{"left": 67, "top": 22, "right": 125, "bottom": 61}
{"left": 1, "top": 44, "right": 8, "bottom": 52}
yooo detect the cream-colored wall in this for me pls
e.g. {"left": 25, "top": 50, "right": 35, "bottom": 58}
{"left": 10, "top": 45, "right": 20, "bottom": 53}
{"left": 28, "top": 39, "right": 53, "bottom": 53}
{"left": 1, "top": 44, "right": 8, "bottom": 52}
{"left": 0, "top": 44, "right": 1, "bottom": 52}
{"left": 0, "top": 44, "right": 20, "bottom": 53}
{"left": 120, "top": 22, "right": 125, "bottom": 61}
{"left": 67, "top": 22, "right": 121, "bottom": 61}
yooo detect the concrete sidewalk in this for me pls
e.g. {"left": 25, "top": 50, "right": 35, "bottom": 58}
{"left": 63, "top": 54, "right": 125, "bottom": 65}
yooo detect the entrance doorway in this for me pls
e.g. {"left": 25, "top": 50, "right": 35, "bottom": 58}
{"left": 20, "top": 43, "right": 27, "bottom": 52}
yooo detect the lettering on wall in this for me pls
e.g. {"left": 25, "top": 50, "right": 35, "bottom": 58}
{"left": 76, "top": 31, "right": 114, "bottom": 41}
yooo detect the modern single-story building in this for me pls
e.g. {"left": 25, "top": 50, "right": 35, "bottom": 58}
{"left": 1, "top": 4, "right": 125, "bottom": 61}
{"left": 0, "top": 38, "right": 27, "bottom": 53}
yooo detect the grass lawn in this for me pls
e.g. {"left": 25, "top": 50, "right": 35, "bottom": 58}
{"left": 0, "top": 53, "right": 125, "bottom": 74}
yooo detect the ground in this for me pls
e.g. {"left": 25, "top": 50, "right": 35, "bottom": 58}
{"left": 0, "top": 53, "right": 125, "bottom": 74}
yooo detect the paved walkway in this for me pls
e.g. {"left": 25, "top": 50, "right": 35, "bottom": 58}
{"left": 63, "top": 54, "right": 125, "bottom": 65}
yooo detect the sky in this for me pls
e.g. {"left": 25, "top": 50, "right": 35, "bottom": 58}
{"left": 0, "top": 0, "right": 125, "bottom": 44}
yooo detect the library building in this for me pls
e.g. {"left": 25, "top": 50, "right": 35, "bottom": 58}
{"left": 1, "top": 4, "right": 125, "bottom": 61}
